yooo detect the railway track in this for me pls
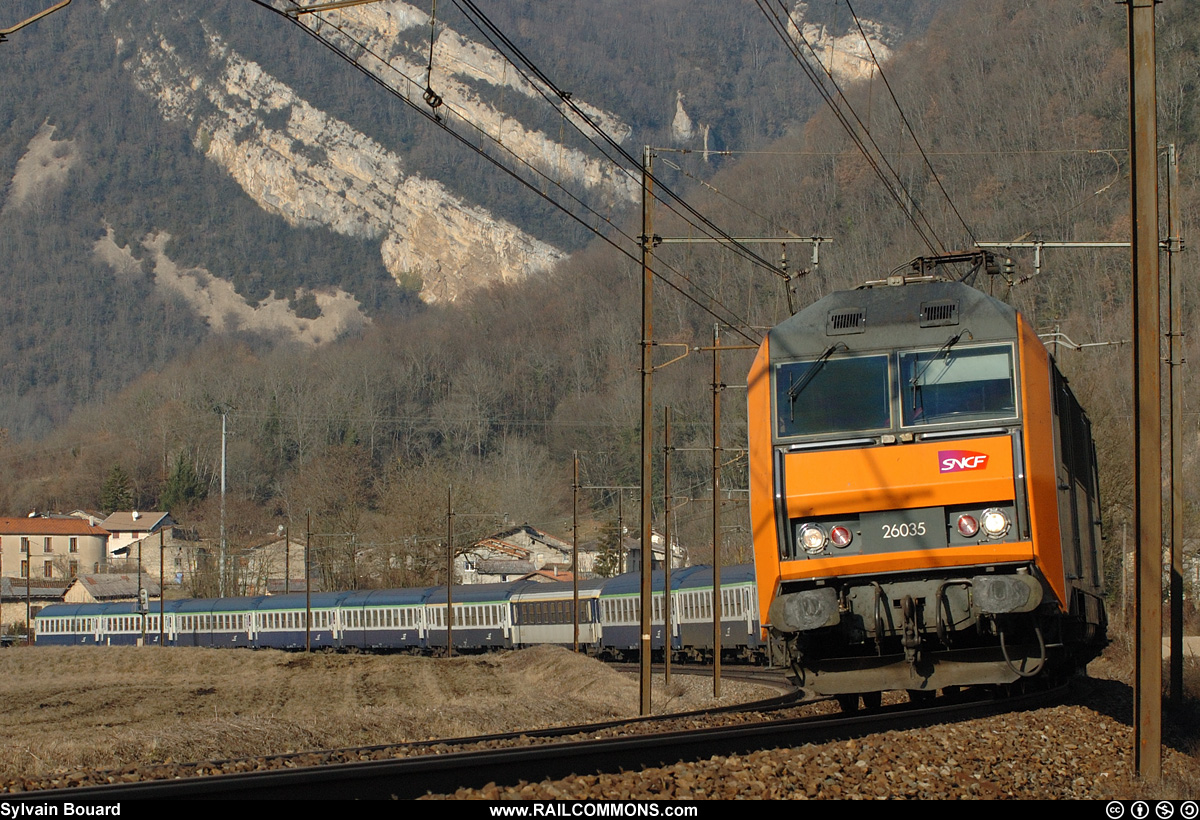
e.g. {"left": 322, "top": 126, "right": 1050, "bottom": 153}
{"left": 4, "top": 682, "right": 1068, "bottom": 801}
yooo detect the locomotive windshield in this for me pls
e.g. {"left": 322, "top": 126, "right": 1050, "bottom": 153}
{"left": 775, "top": 354, "right": 890, "bottom": 437}
{"left": 900, "top": 343, "right": 1016, "bottom": 426}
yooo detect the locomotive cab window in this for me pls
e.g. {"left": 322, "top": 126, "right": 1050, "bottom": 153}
{"left": 900, "top": 343, "right": 1016, "bottom": 427}
{"left": 774, "top": 354, "right": 890, "bottom": 438}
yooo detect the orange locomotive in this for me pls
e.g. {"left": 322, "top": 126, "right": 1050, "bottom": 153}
{"left": 748, "top": 253, "right": 1107, "bottom": 707}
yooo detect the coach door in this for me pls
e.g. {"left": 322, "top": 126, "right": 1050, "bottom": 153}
{"left": 330, "top": 608, "right": 343, "bottom": 647}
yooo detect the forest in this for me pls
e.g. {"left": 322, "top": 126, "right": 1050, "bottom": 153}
{"left": 0, "top": 0, "right": 1196, "bottom": 595}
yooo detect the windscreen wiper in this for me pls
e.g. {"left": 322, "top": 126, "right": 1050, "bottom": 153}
{"left": 909, "top": 329, "right": 972, "bottom": 413}
{"left": 787, "top": 342, "right": 847, "bottom": 421}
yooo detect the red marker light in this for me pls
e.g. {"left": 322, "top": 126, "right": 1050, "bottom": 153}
{"left": 830, "top": 526, "right": 853, "bottom": 547}
{"left": 957, "top": 514, "right": 979, "bottom": 537}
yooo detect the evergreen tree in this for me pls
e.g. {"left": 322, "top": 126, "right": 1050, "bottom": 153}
{"left": 160, "top": 456, "right": 206, "bottom": 515}
{"left": 100, "top": 466, "right": 133, "bottom": 513}
{"left": 593, "top": 520, "right": 624, "bottom": 578}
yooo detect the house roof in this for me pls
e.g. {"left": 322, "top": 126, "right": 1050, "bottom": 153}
{"left": 100, "top": 512, "right": 171, "bottom": 533}
{"left": 67, "top": 574, "right": 161, "bottom": 600}
{"left": 0, "top": 577, "right": 70, "bottom": 599}
{"left": 469, "top": 540, "right": 531, "bottom": 560}
{"left": 482, "top": 523, "right": 572, "bottom": 550}
{"left": 0, "top": 517, "right": 109, "bottom": 536}
{"left": 521, "top": 568, "right": 575, "bottom": 583}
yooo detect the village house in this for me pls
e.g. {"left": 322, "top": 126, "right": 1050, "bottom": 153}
{"left": 0, "top": 515, "right": 111, "bottom": 582}
{"left": 106, "top": 525, "right": 205, "bottom": 589}
{"left": 239, "top": 533, "right": 308, "bottom": 595}
{"left": 100, "top": 511, "right": 174, "bottom": 559}
{"left": 623, "top": 529, "right": 687, "bottom": 574}
{"left": 456, "top": 524, "right": 594, "bottom": 584}
{"left": 0, "top": 576, "right": 69, "bottom": 637}
{"left": 63, "top": 573, "right": 161, "bottom": 605}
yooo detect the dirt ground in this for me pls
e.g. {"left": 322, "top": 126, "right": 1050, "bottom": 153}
{"left": 0, "top": 645, "right": 776, "bottom": 783}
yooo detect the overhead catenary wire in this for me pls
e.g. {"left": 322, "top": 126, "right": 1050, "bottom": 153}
{"left": 249, "top": 0, "right": 762, "bottom": 342}
{"left": 677, "top": 147, "right": 1129, "bottom": 158}
{"left": 448, "top": 0, "right": 791, "bottom": 285}
{"left": 320, "top": 0, "right": 777, "bottom": 324}
{"left": 656, "top": 155, "right": 803, "bottom": 242}
{"left": 444, "top": 0, "right": 775, "bottom": 332}
{"left": 257, "top": 0, "right": 764, "bottom": 341}
{"left": 754, "top": 0, "right": 949, "bottom": 256}
{"left": 845, "top": 0, "right": 976, "bottom": 248}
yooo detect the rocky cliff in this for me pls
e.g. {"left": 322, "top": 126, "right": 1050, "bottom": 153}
{"left": 121, "top": 16, "right": 573, "bottom": 304}
{"left": 100, "top": 0, "right": 896, "bottom": 311}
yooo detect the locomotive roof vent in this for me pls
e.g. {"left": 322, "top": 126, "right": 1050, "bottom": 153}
{"left": 919, "top": 300, "right": 959, "bottom": 328}
{"left": 826, "top": 307, "right": 866, "bottom": 335}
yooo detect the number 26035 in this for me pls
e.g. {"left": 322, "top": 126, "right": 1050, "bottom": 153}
{"left": 881, "top": 522, "right": 926, "bottom": 538}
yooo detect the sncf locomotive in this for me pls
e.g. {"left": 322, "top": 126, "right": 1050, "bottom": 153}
{"left": 748, "top": 253, "right": 1107, "bottom": 709}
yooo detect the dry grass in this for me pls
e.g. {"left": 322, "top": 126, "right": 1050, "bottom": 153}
{"left": 4, "top": 633, "right": 1197, "bottom": 795}
{"left": 0, "top": 645, "right": 770, "bottom": 783}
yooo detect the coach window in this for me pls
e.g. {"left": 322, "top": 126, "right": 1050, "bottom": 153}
{"left": 775, "top": 354, "right": 890, "bottom": 437}
{"left": 900, "top": 343, "right": 1016, "bottom": 427}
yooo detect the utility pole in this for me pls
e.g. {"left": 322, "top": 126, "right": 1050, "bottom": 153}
{"left": 1128, "top": 0, "right": 1162, "bottom": 783}
{"left": 1166, "top": 143, "right": 1184, "bottom": 708}
{"left": 159, "top": 530, "right": 165, "bottom": 646}
{"left": 663, "top": 407, "right": 674, "bottom": 687}
{"left": 25, "top": 548, "right": 31, "bottom": 646}
{"left": 138, "top": 536, "right": 145, "bottom": 645}
{"left": 693, "top": 329, "right": 757, "bottom": 697}
{"left": 980, "top": 151, "right": 1188, "bottom": 726}
{"left": 711, "top": 324, "right": 723, "bottom": 698}
{"left": 218, "top": 407, "right": 228, "bottom": 599}
{"left": 641, "top": 153, "right": 820, "bottom": 710}
{"left": 618, "top": 491, "right": 625, "bottom": 574}
{"left": 577, "top": 478, "right": 638, "bottom": 579}
{"left": 305, "top": 513, "right": 311, "bottom": 652}
{"left": 639, "top": 145, "right": 655, "bottom": 716}
{"left": 446, "top": 485, "right": 454, "bottom": 658}
{"left": 572, "top": 452, "right": 580, "bottom": 653}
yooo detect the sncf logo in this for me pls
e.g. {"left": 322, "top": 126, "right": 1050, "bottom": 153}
{"left": 939, "top": 450, "right": 989, "bottom": 473}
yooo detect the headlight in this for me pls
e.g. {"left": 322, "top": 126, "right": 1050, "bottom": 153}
{"left": 980, "top": 508, "right": 1010, "bottom": 537}
{"left": 798, "top": 523, "right": 827, "bottom": 554}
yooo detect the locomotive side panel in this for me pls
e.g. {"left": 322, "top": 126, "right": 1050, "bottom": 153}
{"left": 1018, "top": 316, "right": 1069, "bottom": 609}
{"left": 748, "top": 340, "right": 781, "bottom": 641}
